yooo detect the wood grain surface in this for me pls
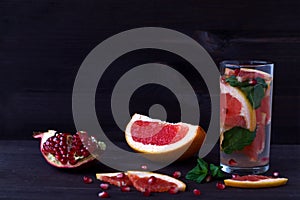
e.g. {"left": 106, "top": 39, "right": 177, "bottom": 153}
{"left": 0, "top": 141, "right": 299, "bottom": 200}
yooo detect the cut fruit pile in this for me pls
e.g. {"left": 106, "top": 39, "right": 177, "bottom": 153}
{"left": 220, "top": 68, "right": 272, "bottom": 161}
{"left": 96, "top": 171, "right": 186, "bottom": 194}
{"left": 125, "top": 114, "right": 206, "bottom": 161}
{"left": 224, "top": 175, "right": 288, "bottom": 188}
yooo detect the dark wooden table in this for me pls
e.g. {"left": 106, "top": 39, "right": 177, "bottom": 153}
{"left": 0, "top": 140, "right": 299, "bottom": 200}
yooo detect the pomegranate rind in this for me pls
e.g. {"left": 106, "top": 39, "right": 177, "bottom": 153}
{"left": 125, "top": 114, "right": 206, "bottom": 161}
{"left": 224, "top": 177, "right": 288, "bottom": 188}
{"left": 127, "top": 171, "right": 186, "bottom": 192}
{"left": 33, "top": 130, "right": 104, "bottom": 169}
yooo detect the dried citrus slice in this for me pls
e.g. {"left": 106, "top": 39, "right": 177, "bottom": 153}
{"left": 125, "top": 114, "right": 206, "bottom": 161}
{"left": 224, "top": 175, "right": 288, "bottom": 188}
{"left": 220, "top": 81, "right": 256, "bottom": 132}
{"left": 127, "top": 171, "right": 186, "bottom": 192}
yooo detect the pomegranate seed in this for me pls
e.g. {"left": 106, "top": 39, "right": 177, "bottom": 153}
{"left": 193, "top": 189, "right": 201, "bottom": 196}
{"left": 60, "top": 157, "right": 68, "bottom": 165}
{"left": 69, "top": 159, "right": 77, "bottom": 165}
{"left": 232, "top": 174, "right": 239, "bottom": 179}
{"left": 83, "top": 176, "right": 93, "bottom": 184}
{"left": 100, "top": 183, "right": 109, "bottom": 190}
{"left": 121, "top": 186, "right": 130, "bottom": 192}
{"left": 168, "top": 187, "right": 178, "bottom": 194}
{"left": 216, "top": 182, "right": 226, "bottom": 190}
{"left": 141, "top": 164, "right": 148, "bottom": 170}
{"left": 233, "top": 69, "right": 240, "bottom": 76}
{"left": 249, "top": 79, "right": 257, "bottom": 85}
{"left": 82, "top": 150, "right": 90, "bottom": 157}
{"left": 228, "top": 159, "right": 237, "bottom": 166}
{"left": 273, "top": 171, "right": 279, "bottom": 177}
{"left": 116, "top": 173, "right": 125, "bottom": 179}
{"left": 148, "top": 176, "right": 156, "bottom": 184}
{"left": 261, "top": 157, "right": 269, "bottom": 162}
{"left": 143, "top": 189, "right": 151, "bottom": 197}
{"left": 172, "top": 171, "right": 181, "bottom": 178}
{"left": 205, "top": 175, "right": 212, "bottom": 182}
{"left": 98, "top": 191, "right": 109, "bottom": 198}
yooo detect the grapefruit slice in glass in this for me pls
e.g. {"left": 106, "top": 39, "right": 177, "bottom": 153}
{"left": 125, "top": 114, "right": 206, "bottom": 161}
{"left": 224, "top": 175, "right": 288, "bottom": 188}
{"left": 220, "top": 81, "right": 256, "bottom": 132}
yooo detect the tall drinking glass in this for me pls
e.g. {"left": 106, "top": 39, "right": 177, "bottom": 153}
{"left": 220, "top": 60, "right": 274, "bottom": 174}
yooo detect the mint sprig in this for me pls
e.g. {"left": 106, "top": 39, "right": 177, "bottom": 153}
{"left": 225, "top": 76, "right": 268, "bottom": 109}
{"left": 185, "top": 158, "right": 225, "bottom": 183}
{"left": 221, "top": 126, "right": 256, "bottom": 154}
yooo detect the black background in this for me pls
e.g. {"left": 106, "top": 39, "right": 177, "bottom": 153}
{"left": 0, "top": 0, "right": 299, "bottom": 144}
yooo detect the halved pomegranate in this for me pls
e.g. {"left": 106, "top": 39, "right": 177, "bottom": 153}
{"left": 33, "top": 130, "right": 106, "bottom": 168}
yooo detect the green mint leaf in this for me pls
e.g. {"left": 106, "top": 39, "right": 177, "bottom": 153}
{"left": 226, "top": 76, "right": 267, "bottom": 109}
{"left": 240, "top": 84, "right": 265, "bottom": 109}
{"left": 186, "top": 171, "right": 207, "bottom": 183}
{"left": 225, "top": 76, "right": 250, "bottom": 87}
{"left": 185, "top": 158, "right": 208, "bottom": 183}
{"left": 256, "top": 77, "right": 268, "bottom": 89}
{"left": 209, "top": 164, "right": 225, "bottom": 179}
{"left": 221, "top": 126, "right": 256, "bottom": 154}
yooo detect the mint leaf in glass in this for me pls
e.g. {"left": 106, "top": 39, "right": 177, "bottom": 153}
{"left": 221, "top": 126, "right": 256, "bottom": 154}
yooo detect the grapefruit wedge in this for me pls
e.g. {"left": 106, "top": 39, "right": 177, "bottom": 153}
{"left": 220, "top": 81, "right": 256, "bottom": 132}
{"left": 127, "top": 171, "right": 186, "bottom": 192}
{"left": 96, "top": 172, "right": 132, "bottom": 187}
{"left": 125, "top": 114, "right": 206, "bottom": 161}
{"left": 224, "top": 175, "right": 288, "bottom": 188}
{"left": 96, "top": 171, "right": 186, "bottom": 193}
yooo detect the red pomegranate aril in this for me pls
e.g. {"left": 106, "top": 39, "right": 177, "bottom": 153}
{"left": 172, "top": 171, "right": 181, "bottom": 178}
{"left": 216, "top": 182, "right": 226, "bottom": 190}
{"left": 228, "top": 159, "right": 237, "bottom": 166}
{"left": 193, "top": 189, "right": 201, "bottom": 196}
{"left": 121, "top": 186, "right": 130, "bottom": 192}
{"left": 141, "top": 164, "right": 148, "bottom": 170}
{"left": 234, "top": 69, "right": 240, "bottom": 76}
{"left": 143, "top": 189, "right": 151, "bottom": 197}
{"left": 116, "top": 173, "right": 125, "bottom": 179}
{"left": 168, "top": 187, "right": 178, "bottom": 194}
{"left": 69, "top": 159, "right": 77, "bottom": 165}
{"left": 83, "top": 176, "right": 93, "bottom": 184}
{"left": 60, "top": 157, "right": 68, "bottom": 165}
{"left": 82, "top": 150, "right": 90, "bottom": 157}
{"left": 232, "top": 174, "right": 239, "bottom": 179}
{"left": 148, "top": 176, "right": 156, "bottom": 184}
{"left": 98, "top": 191, "right": 109, "bottom": 198}
{"left": 55, "top": 154, "right": 62, "bottom": 160}
{"left": 273, "top": 171, "right": 279, "bottom": 177}
{"left": 100, "top": 183, "right": 109, "bottom": 190}
{"left": 249, "top": 79, "right": 257, "bottom": 85}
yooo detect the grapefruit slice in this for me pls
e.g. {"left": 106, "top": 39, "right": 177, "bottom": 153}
{"left": 220, "top": 81, "right": 256, "bottom": 132}
{"left": 127, "top": 171, "right": 186, "bottom": 192}
{"left": 96, "top": 172, "right": 132, "bottom": 187}
{"left": 96, "top": 171, "right": 186, "bottom": 193}
{"left": 125, "top": 114, "right": 206, "bottom": 161}
{"left": 224, "top": 175, "right": 288, "bottom": 188}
